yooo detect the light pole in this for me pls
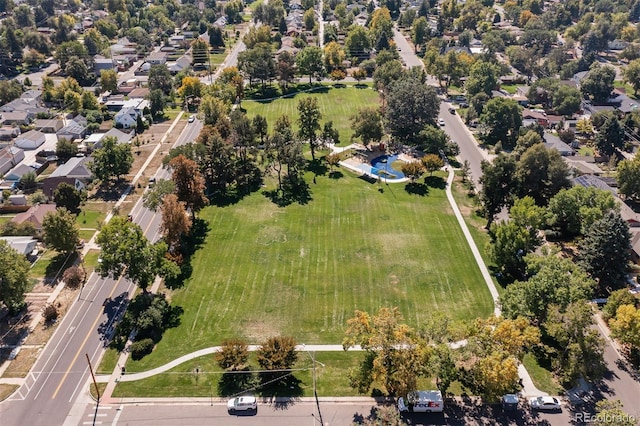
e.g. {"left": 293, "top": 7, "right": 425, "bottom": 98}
{"left": 302, "top": 344, "right": 325, "bottom": 426}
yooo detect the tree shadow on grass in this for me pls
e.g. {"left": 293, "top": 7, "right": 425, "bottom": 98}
{"left": 329, "top": 170, "right": 344, "bottom": 179}
{"left": 307, "top": 159, "right": 328, "bottom": 176}
{"left": 425, "top": 176, "right": 447, "bottom": 189}
{"left": 218, "top": 369, "right": 259, "bottom": 397}
{"left": 404, "top": 182, "right": 429, "bottom": 196}
{"left": 259, "top": 372, "right": 303, "bottom": 410}
{"left": 164, "top": 218, "right": 209, "bottom": 289}
{"left": 354, "top": 83, "right": 370, "bottom": 89}
{"left": 44, "top": 252, "right": 77, "bottom": 285}
{"left": 263, "top": 176, "right": 312, "bottom": 207}
{"left": 359, "top": 174, "right": 378, "bottom": 184}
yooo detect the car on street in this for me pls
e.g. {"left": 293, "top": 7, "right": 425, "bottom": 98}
{"left": 529, "top": 396, "right": 561, "bottom": 412}
{"left": 438, "top": 118, "right": 445, "bottom": 126}
{"left": 398, "top": 390, "right": 444, "bottom": 413}
{"left": 227, "top": 395, "right": 257, "bottom": 414}
{"left": 188, "top": 115, "right": 195, "bottom": 123}
{"left": 448, "top": 107, "right": 456, "bottom": 114}
{"left": 502, "top": 394, "right": 519, "bottom": 412}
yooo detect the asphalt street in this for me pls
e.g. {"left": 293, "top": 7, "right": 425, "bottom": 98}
{"left": 0, "top": 118, "right": 203, "bottom": 426}
{"left": 76, "top": 399, "right": 575, "bottom": 426}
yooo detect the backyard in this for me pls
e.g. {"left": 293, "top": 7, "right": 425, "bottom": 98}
{"left": 125, "top": 168, "right": 495, "bottom": 373}
{"left": 242, "top": 85, "right": 380, "bottom": 146}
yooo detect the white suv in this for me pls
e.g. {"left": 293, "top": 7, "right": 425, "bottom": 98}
{"left": 227, "top": 395, "right": 257, "bottom": 413}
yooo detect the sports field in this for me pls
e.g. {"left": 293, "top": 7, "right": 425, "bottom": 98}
{"left": 127, "top": 170, "right": 494, "bottom": 372}
{"left": 242, "top": 85, "right": 380, "bottom": 146}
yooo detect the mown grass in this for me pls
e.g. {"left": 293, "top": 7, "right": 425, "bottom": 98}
{"left": 522, "top": 353, "right": 562, "bottom": 395}
{"left": 126, "top": 167, "right": 494, "bottom": 373}
{"left": 97, "top": 348, "right": 120, "bottom": 375}
{"left": 242, "top": 85, "right": 380, "bottom": 146}
{"left": 76, "top": 205, "right": 106, "bottom": 229}
{"left": 116, "top": 351, "right": 436, "bottom": 398}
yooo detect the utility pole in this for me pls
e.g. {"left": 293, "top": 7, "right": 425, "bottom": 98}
{"left": 86, "top": 353, "right": 100, "bottom": 403}
{"left": 303, "top": 345, "right": 324, "bottom": 426}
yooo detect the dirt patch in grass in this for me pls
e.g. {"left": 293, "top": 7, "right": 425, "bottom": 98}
{"left": 3, "top": 347, "right": 41, "bottom": 378}
{"left": 0, "top": 384, "right": 18, "bottom": 401}
{"left": 242, "top": 320, "right": 284, "bottom": 342}
{"left": 24, "top": 287, "right": 77, "bottom": 346}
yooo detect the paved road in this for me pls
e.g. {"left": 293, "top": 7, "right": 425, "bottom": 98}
{"left": 438, "top": 102, "right": 489, "bottom": 188}
{"left": 393, "top": 27, "right": 424, "bottom": 70}
{"left": 0, "top": 118, "right": 202, "bottom": 426}
{"left": 75, "top": 398, "right": 575, "bottom": 425}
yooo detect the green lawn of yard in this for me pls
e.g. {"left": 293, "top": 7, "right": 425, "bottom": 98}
{"left": 242, "top": 85, "right": 380, "bottom": 146}
{"left": 126, "top": 169, "right": 494, "bottom": 373}
{"left": 76, "top": 205, "right": 106, "bottom": 229}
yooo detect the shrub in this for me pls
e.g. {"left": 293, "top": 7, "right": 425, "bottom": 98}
{"left": 42, "top": 303, "right": 59, "bottom": 323}
{"left": 130, "top": 338, "right": 155, "bottom": 360}
{"left": 63, "top": 265, "right": 85, "bottom": 289}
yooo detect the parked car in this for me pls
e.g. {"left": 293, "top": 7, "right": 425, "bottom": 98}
{"left": 188, "top": 115, "right": 195, "bottom": 123}
{"left": 448, "top": 107, "right": 456, "bottom": 114}
{"left": 502, "top": 394, "right": 519, "bottom": 412}
{"left": 438, "top": 118, "right": 445, "bottom": 126}
{"left": 398, "top": 390, "right": 444, "bottom": 413}
{"left": 529, "top": 396, "right": 561, "bottom": 412}
{"left": 227, "top": 395, "right": 257, "bottom": 414}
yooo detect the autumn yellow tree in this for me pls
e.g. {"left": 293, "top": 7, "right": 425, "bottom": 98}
{"left": 169, "top": 155, "right": 209, "bottom": 219}
{"left": 421, "top": 154, "right": 444, "bottom": 176}
{"left": 609, "top": 304, "right": 640, "bottom": 351}
{"left": 177, "top": 76, "right": 204, "bottom": 100}
{"left": 160, "top": 194, "right": 192, "bottom": 253}
{"left": 343, "top": 307, "right": 427, "bottom": 396}
{"left": 324, "top": 41, "right": 345, "bottom": 72}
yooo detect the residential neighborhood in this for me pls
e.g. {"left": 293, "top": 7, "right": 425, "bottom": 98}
{"left": 0, "top": 0, "right": 639, "bottom": 425}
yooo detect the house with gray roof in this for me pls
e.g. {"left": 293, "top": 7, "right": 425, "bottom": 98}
{"left": 1, "top": 111, "right": 33, "bottom": 126}
{"left": 43, "top": 156, "right": 92, "bottom": 196}
{"left": 0, "top": 146, "right": 24, "bottom": 175}
{"left": 167, "top": 55, "right": 192, "bottom": 74}
{"left": 14, "top": 129, "right": 45, "bottom": 149}
{"left": 57, "top": 117, "right": 88, "bottom": 141}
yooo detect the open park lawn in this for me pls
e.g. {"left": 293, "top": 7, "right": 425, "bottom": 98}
{"left": 127, "top": 171, "right": 494, "bottom": 372}
{"left": 242, "top": 85, "right": 380, "bottom": 146}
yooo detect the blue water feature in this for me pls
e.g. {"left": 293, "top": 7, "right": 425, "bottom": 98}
{"left": 370, "top": 155, "right": 405, "bottom": 180}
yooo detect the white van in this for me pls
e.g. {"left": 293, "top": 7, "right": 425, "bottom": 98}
{"left": 398, "top": 390, "right": 444, "bottom": 413}
{"left": 227, "top": 395, "right": 257, "bottom": 413}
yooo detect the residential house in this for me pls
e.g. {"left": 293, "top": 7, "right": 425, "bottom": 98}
{"left": 0, "top": 146, "right": 24, "bottom": 175}
{"left": 14, "top": 129, "right": 46, "bottom": 149}
{"left": 57, "top": 116, "right": 88, "bottom": 141}
{"left": 118, "top": 79, "right": 140, "bottom": 95}
{"left": 146, "top": 51, "right": 168, "bottom": 65}
{"left": 167, "top": 55, "right": 192, "bottom": 74}
{"left": 94, "top": 57, "right": 116, "bottom": 73}
{"left": 1, "top": 111, "right": 34, "bottom": 126}
{"left": 128, "top": 87, "right": 150, "bottom": 99}
{"left": 43, "top": 156, "right": 92, "bottom": 196}
{"left": 168, "top": 35, "right": 189, "bottom": 48}
{"left": 33, "top": 118, "right": 63, "bottom": 133}
{"left": 5, "top": 163, "right": 36, "bottom": 181}
{"left": 11, "top": 203, "right": 57, "bottom": 231}
{"left": 111, "top": 37, "right": 137, "bottom": 55}
{"left": 544, "top": 132, "right": 574, "bottom": 156}
{"left": 0, "top": 127, "right": 20, "bottom": 141}
{"left": 114, "top": 99, "right": 149, "bottom": 129}
{"left": 0, "top": 236, "right": 37, "bottom": 256}
{"left": 608, "top": 39, "right": 628, "bottom": 51}
{"left": 83, "top": 128, "right": 133, "bottom": 150}
{"left": 522, "top": 109, "right": 549, "bottom": 127}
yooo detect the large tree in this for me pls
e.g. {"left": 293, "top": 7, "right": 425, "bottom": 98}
{"left": 578, "top": 210, "right": 631, "bottom": 293}
{"left": 384, "top": 76, "right": 440, "bottom": 145}
{"left": 42, "top": 208, "right": 80, "bottom": 254}
{"left": 581, "top": 64, "right": 615, "bottom": 103}
{"left": 142, "top": 179, "right": 176, "bottom": 211}
{"left": 89, "top": 136, "right": 133, "bottom": 184}
{"left": 351, "top": 107, "right": 383, "bottom": 148}
{"left": 515, "top": 143, "right": 571, "bottom": 206}
{"left": 500, "top": 253, "right": 596, "bottom": 323}
{"left": 265, "top": 115, "right": 306, "bottom": 194}
{"left": 465, "top": 60, "right": 501, "bottom": 97}
{"left": 100, "top": 69, "right": 118, "bottom": 93}
{"left": 169, "top": 155, "right": 208, "bottom": 219}
{"left": 296, "top": 46, "right": 325, "bottom": 83}
{"left": 297, "top": 97, "right": 322, "bottom": 161}
{"left": 160, "top": 194, "right": 192, "bottom": 253}
{"left": 53, "top": 183, "right": 82, "bottom": 215}
{"left": 0, "top": 240, "right": 31, "bottom": 314}
{"left": 618, "top": 155, "right": 640, "bottom": 201}
{"left": 595, "top": 116, "right": 625, "bottom": 157}
{"left": 479, "top": 154, "right": 516, "bottom": 228}
{"left": 343, "top": 307, "right": 425, "bottom": 396}
{"left": 148, "top": 64, "right": 173, "bottom": 95}
{"left": 96, "top": 216, "right": 174, "bottom": 292}
{"left": 547, "top": 186, "right": 617, "bottom": 236}
{"left": 479, "top": 98, "right": 522, "bottom": 149}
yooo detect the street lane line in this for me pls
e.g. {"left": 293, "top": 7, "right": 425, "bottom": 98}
{"left": 32, "top": 275, "right": 105, "bottom": 400}
{"left": 52, "top": 277, "right": 124, "bottom": 399}
{"left": 68, "top": 281, "right": 135, "bottom": 403}
{"left": 111, "top": 404, "right": 124, "bottom": 426}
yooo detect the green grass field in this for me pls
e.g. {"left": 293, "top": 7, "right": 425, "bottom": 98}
{"left": 242, "top": 86, "right": 380, "bottom": 146}
{"left": 126, "top": 168, "right": 494, "bottom": 373}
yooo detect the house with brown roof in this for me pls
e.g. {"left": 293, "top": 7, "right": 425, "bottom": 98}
{"left": 11, "top": 204, "right": 57, "bottom": 231}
